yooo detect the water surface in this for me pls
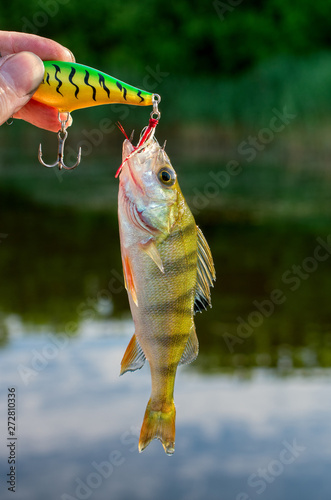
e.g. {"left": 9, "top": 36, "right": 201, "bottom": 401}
{"left": 1, "top": 154, "right": 331, "bottom": 499}
{"left": 1, "top": 326, "right": 331, "bottom": 500}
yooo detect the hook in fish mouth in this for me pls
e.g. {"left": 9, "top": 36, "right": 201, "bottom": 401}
{"left": 117, "top": 121, "right": 130, "bottom": 141}
{"left": 115, "top": 117, "right": 159, "bottom": 178}
{"left": 115, "top": 94, "right": 161, "bottom": 178}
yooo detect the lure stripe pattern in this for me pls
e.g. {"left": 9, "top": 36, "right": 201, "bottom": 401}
{"left": 68, "top": 66, "right": 79, "bottom": 99}
{"left": 53, "top": 64, "right": 63, "bottom": 96}
{"left": 84, "top": 70, "right": 96, "bottom": 101}
{"left": 116, "top": 81, "right": 127, "bottom": 101}
{"left": 98, "top": 73, "right": 110, "bottom": 98}
{"left": 32, "top": 61, "right": 154, "bottom": 112}
{"left": 137, "top": 91, "right": 144, "bottom": 103}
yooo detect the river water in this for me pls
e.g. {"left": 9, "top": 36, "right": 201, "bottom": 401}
{"left": 1, "top": 148, "right": 331, "bottom": 499}
{"left": 0, "top": 321, "right": 331, "bottom": 500}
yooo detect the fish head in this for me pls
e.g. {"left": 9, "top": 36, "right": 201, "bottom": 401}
{"left": 119, "top": 136, "right": 180, "bottom": 235}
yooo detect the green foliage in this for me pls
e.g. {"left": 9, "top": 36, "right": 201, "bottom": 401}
{"left": 2, "top": 2, "right": 331, "bottom": 130}
{"left": 1, "top": 0, "right": 331, "bottom": 77}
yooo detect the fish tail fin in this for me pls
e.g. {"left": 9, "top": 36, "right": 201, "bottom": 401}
{"left": 138, "top": 398, "right": 176, "bottom": 455}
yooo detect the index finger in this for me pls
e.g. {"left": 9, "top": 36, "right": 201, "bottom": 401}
{"left": 0, "top": 31, "right": 75, "bottom": 62}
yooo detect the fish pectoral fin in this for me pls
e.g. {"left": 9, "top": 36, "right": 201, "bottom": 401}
{"left": 139, "top": 238, "right": 164, "bottom": 273}
{"left": 122, "top": 253, "right": 138, "bottom": 306}
{"left": 120, "top": 334, "right": 146, "bottom": 375}
{"left": 179, "top": 326, "right": 199, "bottom": 366}
{"left": 194, "top": 226, "right": 216, "bottom": 314}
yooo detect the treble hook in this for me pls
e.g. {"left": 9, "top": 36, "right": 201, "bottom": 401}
{"left": 38, "top": 112, "right": 81, "bottom": 170}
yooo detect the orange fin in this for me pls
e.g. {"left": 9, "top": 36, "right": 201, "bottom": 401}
{"left": 139, "top": 399, "right": 176, "bottom": 455}
{"left": 122, "top": 254, "right": 138, "bottom": 306}
{"left": 120, "top": 334, "right": 146, "bottom": 375}
{"left": 139, "top": 238, "right": 164, "bottom": 273}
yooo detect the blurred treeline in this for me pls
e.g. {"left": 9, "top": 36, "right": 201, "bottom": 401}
{"left": 2, "top": 0, "right": 331, "bottom": 362}
{"left": 1, "top": 0, "right": 330, "bottom": 76}
{"left": 1, "top": 0, "right": 331, "bottom": 175}
{"left": 1, "top": 0, "right": 331, "bottom": 130}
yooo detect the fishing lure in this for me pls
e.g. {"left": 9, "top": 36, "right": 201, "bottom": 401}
{"left": 31, "top": 61, "right": 159, "bottom": 170}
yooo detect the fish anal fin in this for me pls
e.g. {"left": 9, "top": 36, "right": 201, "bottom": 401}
{"left": 179, "top": 326, "right": 199, "bottom": 366}
{"left": 139, "top": 238, "right": 164, "bottom": 273}
{"left": 139, "top": 398, "right": 176, "bottom": 455}
{"left": 122, "top": 254, "right": 138, "bottom": 306}
{"left": 194, "top": 226, "right": 216, "bottom": 314}
{"left": 120, "top": 334, "right": 146, "bottom": 375}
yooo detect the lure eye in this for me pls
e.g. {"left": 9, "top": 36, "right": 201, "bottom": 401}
{"left": 157, "top": 166, "right": 176, "bottom": 187}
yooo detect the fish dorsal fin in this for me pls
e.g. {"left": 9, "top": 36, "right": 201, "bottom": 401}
{"left": 122, "top": 253, "right": 138, "bottom": 306}
{"left": 139, "top": 238, "right": 164, "bottom": 273}
{"left": 120, "top": 334, "right": 146, "bottom": 375}
{"left": 194, "top": 226, "right": 216, "bottom": 314}
{"left": 179, "top": 326, "right": 199, "bottom": 365}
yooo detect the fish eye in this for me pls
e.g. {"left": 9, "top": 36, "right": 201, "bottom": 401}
{"left": 157, "top": 166, "right": 176, "bottom": 187}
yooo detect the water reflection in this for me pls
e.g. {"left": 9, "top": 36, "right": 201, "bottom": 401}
{"left": 1, "top": 173, "right": 331, "bottom": 499}
{"left": 0, "top": 328, "right": 331, "bottom": 500}
{"left": 1, "top": 186, "right": 331, "bottom": 370}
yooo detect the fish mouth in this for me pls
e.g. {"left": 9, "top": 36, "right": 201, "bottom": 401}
{"left": 115, "top": 118, "right": 159, "bottom": 178}
{"left": 126, "top": 154, "right": 146, "bottom": 196}
{"left": 123, "top": 138, "right": 135, "bottom": 159}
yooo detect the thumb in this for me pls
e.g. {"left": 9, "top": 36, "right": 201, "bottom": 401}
{"left": 0, "top": 51, "right": 44, "bottom": 126}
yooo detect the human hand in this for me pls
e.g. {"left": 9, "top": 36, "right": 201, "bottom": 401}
{"left": 0, "top": 31, "right": 75, "bottom": 132}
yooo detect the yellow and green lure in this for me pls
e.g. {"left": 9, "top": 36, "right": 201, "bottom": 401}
{"left": 33, "top": 61, "right": 155, "bottom": 112}
{"left": 32, "top": 61, "right": 158, "bottom": 170}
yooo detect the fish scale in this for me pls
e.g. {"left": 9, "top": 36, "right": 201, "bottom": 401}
{"left": 118, "top": 131, "right": 215, "bottom": 455}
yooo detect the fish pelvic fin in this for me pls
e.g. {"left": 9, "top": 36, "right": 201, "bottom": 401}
{"left": 139, "top": 398, "right": 176, "bottom": 456}
{"left": 120, "top": 334, "right": 146, "bottom": 375}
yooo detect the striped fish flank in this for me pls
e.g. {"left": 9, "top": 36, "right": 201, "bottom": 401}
{"left": 117, "top": 131, "right": 215, "bottom": 455}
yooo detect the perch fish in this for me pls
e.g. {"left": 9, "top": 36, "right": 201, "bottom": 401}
{"left": 117, "top": 124, "right": 216, "bottom": 455}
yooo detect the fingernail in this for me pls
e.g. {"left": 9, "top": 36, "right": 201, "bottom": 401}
{"left": 1, "top": 52, "right": 44, "bottom": 98}
{"left": 64, "top": 48, "right": 75, "bottom": 62}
